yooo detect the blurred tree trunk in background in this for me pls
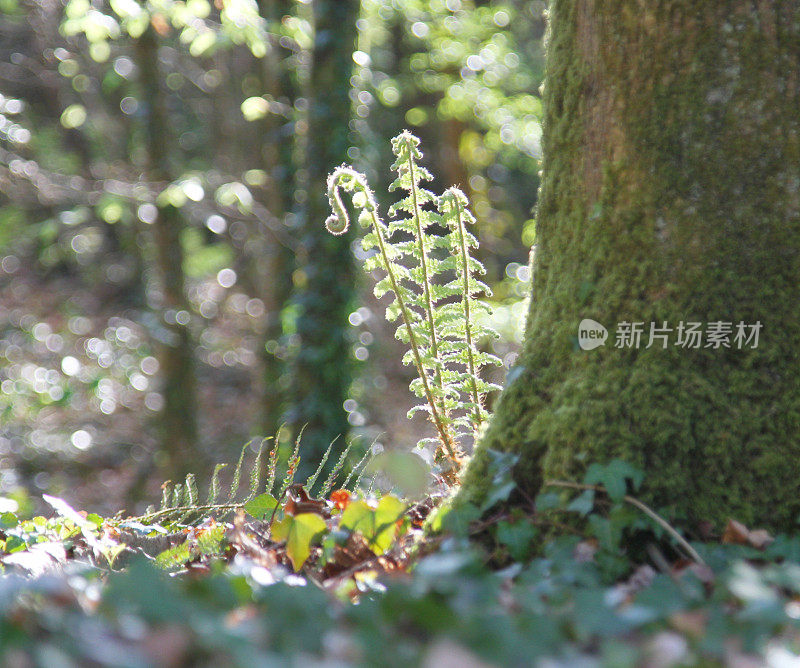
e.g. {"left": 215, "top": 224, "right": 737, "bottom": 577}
{"left": 135, "top": 25, "right": 198, "bottom": 480}
{"left": 459, "top": 0, "right": 800, "bottom": 531}
{"left": 286, "top": 0, "right": 358, "bottom": 463}
{"left": 254, "top": 0, "right": 295, "bottom": 439}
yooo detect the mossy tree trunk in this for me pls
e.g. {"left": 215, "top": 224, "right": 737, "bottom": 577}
{"left": 460, "top": 0, "right": 800, "bottom": 531}
{"left": 136, "top": 26, "right": 199, "bottom": 480}
{"left": 286, "top": 0, "right": 358, "bottom": 463}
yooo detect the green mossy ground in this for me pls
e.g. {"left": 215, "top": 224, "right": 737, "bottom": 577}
{"left": 458, "top": 1, "right": 800, "bottom": 531}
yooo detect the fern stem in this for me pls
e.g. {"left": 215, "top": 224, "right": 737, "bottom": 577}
{"left": 368, "top": 207, "right": 457, "bottom": 462}
{"left": 131, "top": 502, "right": 245, "bottom": 523}
{"left": 450, "top": 193, "right": 483, "bottom": 429}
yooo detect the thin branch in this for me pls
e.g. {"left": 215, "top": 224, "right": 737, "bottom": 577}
{"left": 544, "top": 480, "right": 706, "bottom": 566}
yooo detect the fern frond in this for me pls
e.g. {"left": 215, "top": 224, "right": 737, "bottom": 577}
{"left": 325, "top": 131, "right": 505, "bottom": 469}
{"left": 326, "top": 163, "right": 456, "bottom": 461}
{"left": 227, "top": 440, "right": 252, "bottom": 503}
{"left": 133, "top": 428, "right": 370, "bottom": 525}
{"left": 439, "top": 187, "right": 503, "bottom": 433}
{"left": 319, "top": 438, "right": 356, "bottom": 498}
{"left": 207, "top": 464, "right": 226, "bottom": 505}
{"left": 246, "top": 437, "right": 270, "bottom": 502}
{"left": 278, "top": 425, "right": 304, "bottom": 498}
{"left": 390, "top": 133, "right": 448, "bottom": 414}
{"left": 343, "top": 442, "right": 374, "bottom": 490}
{"left": 265, "top": 425, "right": 283, "bottom": 495}
{"left": 306, "top": 435, "right": 339, "bottom": 494}
{"left": 440, "top": 188, "right": 484, "bottom": 428}
{"left": 352, "top": 451, "right": 376, "bottom": 492}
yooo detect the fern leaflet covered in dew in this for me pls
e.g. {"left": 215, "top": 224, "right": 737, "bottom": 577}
{"left": 206, "top": 463, "right": 226, "bottom": 505}
{"left": 325, "top": 131, "right": 501, "bottom": 466}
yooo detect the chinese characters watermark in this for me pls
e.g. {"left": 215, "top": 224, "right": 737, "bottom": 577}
{"left": 578, "top": 320, "right": 761, "bottom": 351}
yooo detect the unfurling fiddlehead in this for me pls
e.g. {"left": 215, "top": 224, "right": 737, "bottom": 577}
{"left": 326, "top": 163, "right": 457, "bottom": 463}
{"left": 325, "top": 132, "right": 501, "bottom": 470}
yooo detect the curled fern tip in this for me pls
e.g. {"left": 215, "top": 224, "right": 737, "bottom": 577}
{"left": 325, "top": 214, "right": 348, "bottom": 235}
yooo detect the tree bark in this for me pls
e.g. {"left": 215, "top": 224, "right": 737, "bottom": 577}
{"left": 135, "top": 26, "right": 199, "bottom": 480}
{"left": 459, "top": 0, "right": 800, "bottom": 530}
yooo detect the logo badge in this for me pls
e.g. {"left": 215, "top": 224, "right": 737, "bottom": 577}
{"left": 578, "top": 319, "right": 607, "bottom": 351}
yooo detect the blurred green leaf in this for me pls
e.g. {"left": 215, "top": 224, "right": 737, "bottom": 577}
{"left": 367, "top": 451, "right": 430, "bottom": 500}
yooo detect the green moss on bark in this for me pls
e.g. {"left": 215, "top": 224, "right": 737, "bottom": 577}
{"left": 458, "top": 0, "right": 800, "bottom": 531}
{"left": 287, "top": 1, "right": 359, "bottom": 467}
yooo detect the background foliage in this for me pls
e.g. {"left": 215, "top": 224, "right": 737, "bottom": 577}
{"left": 0, "top": 0, "right": 538, "bottom": 514}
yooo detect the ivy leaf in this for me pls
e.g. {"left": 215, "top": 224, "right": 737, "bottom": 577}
{"left": 339, "top": 496, "right": 406, "bottom": 555}
{"left": 271, "top": 513, "right": 327, "bottom": 571}
{"left": 535, "top": 492, "right": 562, "bottom": 512}
{"left": 243, "top": 493, "right": 279, "bottom": 519}
{"left": 481, "top": 481, "right": 516, "bottom": 513}
{"left": 584, "top": 460, "right": 644, "bottom": 502}
{"left": 567, "top": 490, "right": 595, "bottom": 516}
{"left": 496, "top": 520, "right": 537, "bottom": 561}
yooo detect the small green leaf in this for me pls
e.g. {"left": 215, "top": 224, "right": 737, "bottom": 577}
{"left": 535, "top": 491, "right": 562, "bottom": 511}
{"left": 4, "top": 535, "right": 25, "bottom": 553}
{"left": 567, "top": 489, "right": 595, "bottom": 516}
{"left": 338, "top": 500, "right": 371, "bottom": 534}
{"left": 243, "top": 493, "right": 278, "bottom": 519}
{"left": 496, "top": 520, "right": 537, "bottom": 561}
{"left": 584, "top": 460, "right": 644, "bottom": 502}
{"left": 339, "top": 495, "right": 406, "bottom": 555}
{"left": 481, "top": 481, "right": 516, "bottom": 513}
{"left": 271, "top": 513, "right": 327, "bottom": 571}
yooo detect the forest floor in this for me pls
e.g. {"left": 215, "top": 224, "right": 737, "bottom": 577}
{"left": 2, "top": 451, "right": 800, "bottom": 667}
{"left": 3, "top": 264, "right": 798, "bottom": 667}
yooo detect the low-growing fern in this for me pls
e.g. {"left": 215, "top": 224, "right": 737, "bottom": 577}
{"left": 326, "top": 131, "right": 501, "bottom": 468}
{"left": 133, "top": 431, "right": 363, "bottom": 525}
